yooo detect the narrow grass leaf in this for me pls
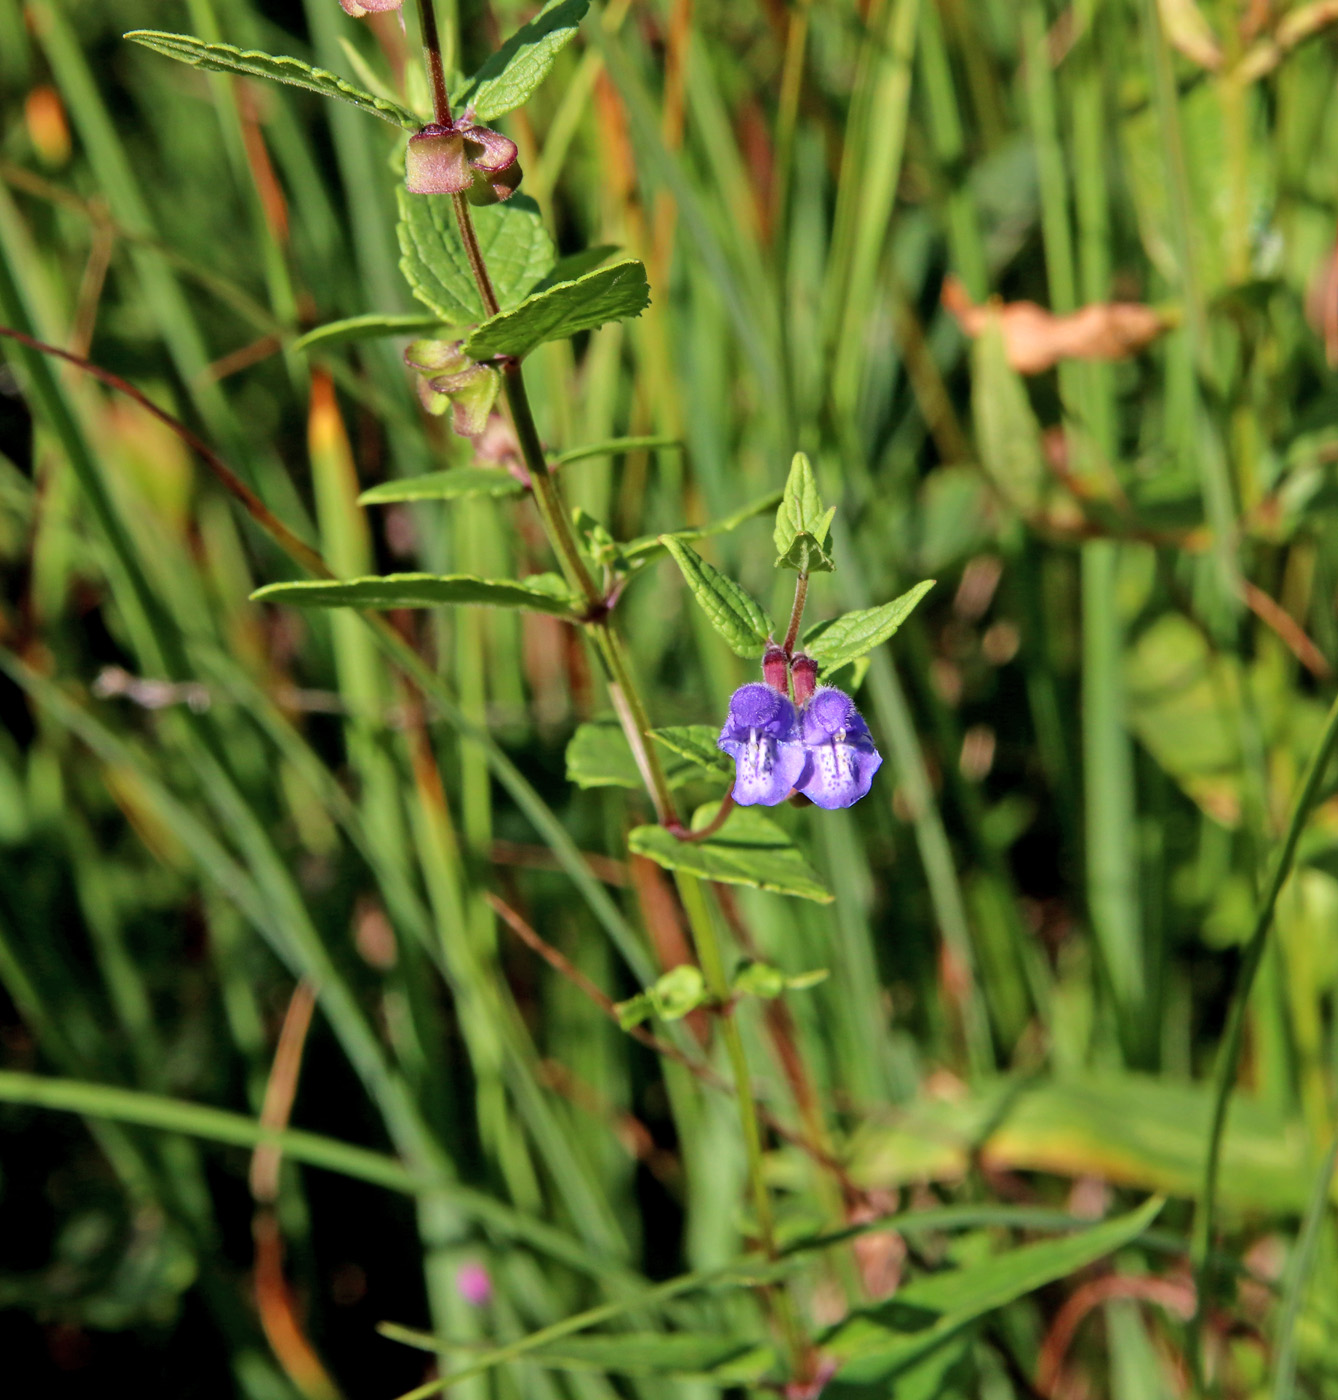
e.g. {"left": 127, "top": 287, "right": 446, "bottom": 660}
{"left": 293, "top": 314, "right": 449, "bottom": 354}
{"left": 822, "top": 1197, "right": 1165, "bottom": 1382}
{"left": 251, "top": 572, "right": 578, "bottom": 615}
{"left": 358, "top": 469, "right": 527, "bottom": 505}
{"left": 124, "top": 30, "right": 420, "bottom": 129}
{"left": 464, "top": 260, "right": 650, "bottom": 360}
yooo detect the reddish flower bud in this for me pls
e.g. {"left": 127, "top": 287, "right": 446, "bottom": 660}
{"left": 405, "top": 123, "right": 472, "bottom": 195}
{"left": 762, "top": 645, "right": 788, "bottom": 694}
{"left": 791, "top": 654, "right": 818, "bottom": 706}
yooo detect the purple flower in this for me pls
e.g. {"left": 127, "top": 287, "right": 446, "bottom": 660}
{"left": 718, "top": 683, "right": 807, "bottom": 807}
{"left": 796, "top": 688, "right": 881, "bottom": 809}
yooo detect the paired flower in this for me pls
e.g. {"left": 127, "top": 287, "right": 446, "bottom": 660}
{"left": 405, "top": 119, "right": 521, "bottom": 203}
{"left": 717, "top": 655, "right": 881, "bottom": 810}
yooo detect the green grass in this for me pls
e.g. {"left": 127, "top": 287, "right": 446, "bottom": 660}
{"left": 3, "top": 0, "right": 1338, "bottom": 1396}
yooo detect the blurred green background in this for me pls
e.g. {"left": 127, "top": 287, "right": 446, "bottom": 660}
{"left": 4, "top": 0, "right": 1338, "bottom": 1394}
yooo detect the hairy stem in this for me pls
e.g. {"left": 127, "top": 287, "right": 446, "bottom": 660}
{"left": 782, "top": 572, "right": 809, "bottom": 655}
{"left": 416, "top": 0, "right": 453, "bottom": 126}
{"left": 452, "top": 193, "right": 501, "bottom": 318}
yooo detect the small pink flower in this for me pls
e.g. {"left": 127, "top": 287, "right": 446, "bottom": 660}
{"left": 456, "top": 1262, "right": 492, "bottom": 1307}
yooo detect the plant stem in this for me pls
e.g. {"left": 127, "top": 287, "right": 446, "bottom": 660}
{"left": 1189, "top": 684, "right": 1338, "bottom": 1365}
{"left": 416, "top": 0, "right": 453, "bottom": 126}
{"left": 674, "top": 872, "right": 809, "bottom": 1376}
{"left": 782, "top": 572, "right": 809, "bottom": 655}
{"left": 452, "top": 193, "right": 501, "bottom": 318}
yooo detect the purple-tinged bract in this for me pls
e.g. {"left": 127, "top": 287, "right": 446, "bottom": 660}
{"left": 796, "top": 688, "right": 881, "bottom": 809}
{"left": 718, "top": 683, "right": 806, "bottom": 807}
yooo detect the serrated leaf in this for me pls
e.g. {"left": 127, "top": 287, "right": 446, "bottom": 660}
{"left": 458, "top": 0, "right": 590, "bottom": 122}
{"left": 971, "top": 320, "right": 1048, "bottom": 513}
{"left": 251, "top": 572, "right": 576, "bottom": 616}
{"left": 398, "top": 190, "right": 555, "bottom": 323}
{"left": 660, "top": 538, "right": 772, "bottom": 659}
{"left": 621, "top": 490, "right": 783, "bottom": 564}
{"left": 566, "top": 721, "right": 721, "bottom": 790}
{"left": 773, "top": 452, "right": 835, "bottom": 573}
{"left": 821, "top": 1198, "right": 1164, "bottom": 1383}
{"left": 650, "top": 726, "right": 733, "bottom": 779}
{"left": 358, "top": 469, "right": 526, "bottom": 505}
{"left": 125, "top": 30, "right": 420, "bottom": 128}
{"left": 803, "top": 580, "right": 935, "bottom": 672}
{"left": 629, "top": 803, "right": 833, "bottom": 903}
{"left": 464, "top": 259, "right": 650, "bottom": 360}
{"left": 292, "top": 314, "right": 448, "bottom": 354}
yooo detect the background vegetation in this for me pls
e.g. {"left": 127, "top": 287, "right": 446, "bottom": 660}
{"left": 3, "top": 0, "right": 1338, "bottom": 1395}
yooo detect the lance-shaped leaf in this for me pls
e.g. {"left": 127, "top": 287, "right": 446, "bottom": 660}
{"left": 565, "top": 721, "right": 715, "bottom": 791}
{"left": 292, "top": 314, "right": 448, "bottom": 354}
{"left": 124, "top": 30, "right": 420, "bottom": 129}
{"left": 358, "top": 469, "right": 526, "bottom": 505}
{"left": 251, "top": 572, "right": 577, "bottom": 616}
{"left": 629, "top": 803, "right": 833, "bottom": 903}
{"left": 803, "top": 580, "right": 935, "bottom": 672}
{"left": 458, "top": 0, "right": 591, "bottom": 123}
{"left": 399, "top": 190, "right": 555, "bottom": 322}
{"left": 464, "top": 259, "right": 650, "bottom": 360}
{"left": 650, "top": 726, "right": 734, "bottom": 779}
{"left": 660, "top": 538, "right": 772, "bottom": 659}
{"left": 773, "top": 451, "right": 835, "bottom": 573}
{"left": 821, "top": 1197, "right": 1164, "bottom": 1383}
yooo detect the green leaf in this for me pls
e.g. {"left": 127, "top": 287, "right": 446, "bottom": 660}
{"left": 629, "top": 803, "right": 834, "bottom": 903}
{"left": 533, "top": 244, "right": 620, "bottom": 292}
{"left": 803, "top": 580, "right": 935, "bottom": 672}
{"left": 649, "top": 726, "right": 733, "bottom": 780}
{"left": 291, "top": 314, "right": 449, "bottom": 354}
{"left": 821, "top": 1197, "right": 1164, "bottom": 1383}
{"left": 622, "top": 490, "right": 784, "bottom": 564}
{"left": 731, "top": 961, "right": 829, "bottom": 999}
{"left": 464, "top": 259, "right": 650, "bottom": 360}
{"left": 250, "top": 572, "right": 577, "bottom": 616}
{"left": 660, "top": 538, "right": 773, "bottom": 659}
{"left": 358, "top": 469, "right": 526, "bottom": 505}
{"left": 566, "top": 721, "right": 721, "bottom": 791}
{"left": 971, "top": 320, "right": 1048, "bottom": 513}
{"left": 124, "top": 30, "right": 420, "bottom": 129}
{"left": 772, "top": 451, "right": 835, "bottom": 573}
{"left": 398, "top": 190, "right": 555, "bottom": 323}
{"left": 552, "top": 435, "right": 683, "bottom": 467}
{"left": 381, "top": 1324, "right": 776, "bottom": 1384}
{"left": 458, "top": 0, "right": 591, "bottom": 122}
{"left": 615, "top": 965, "right": 710, "bottom": 1029}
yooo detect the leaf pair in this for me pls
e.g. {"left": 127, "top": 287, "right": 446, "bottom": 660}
{"left": 663, "top": 533, "right": 933, "bottom": 670}
{"left": 127, "top": 0, "right": 590, "bottom": 131}
{"left": 614, "top": 959, "right": 827, "bottom": 1030}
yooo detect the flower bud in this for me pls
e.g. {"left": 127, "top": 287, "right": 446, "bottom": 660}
{"left": 762, "top": 645, "right": 788, "bottom": 694}
{"left": 791, "top": 654, "right": 818, "bottom": 706}
{"left": 405, "top": 123, "right": 472, "bottom": 195}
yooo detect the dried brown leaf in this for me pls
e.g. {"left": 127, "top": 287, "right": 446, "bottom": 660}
{"left": 943, "top": 276, "right": 1167, "bottom": 375}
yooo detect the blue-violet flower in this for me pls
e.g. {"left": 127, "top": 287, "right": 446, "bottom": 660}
{"left": 795, "top": 688, "right": 881, "bottom": 809}
{"left": 717, "top": 683, "right": 807, "bottom": 807}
